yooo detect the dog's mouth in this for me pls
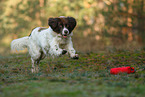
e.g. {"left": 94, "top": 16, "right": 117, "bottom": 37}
{"left": 62, "top": 34, "right": 67, "bottom": 38}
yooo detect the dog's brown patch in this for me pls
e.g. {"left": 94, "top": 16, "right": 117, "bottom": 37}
{"left": 38, "top": 27, "right": 47, "bottom": 32}
{"left": 48, "top": 17, "right": 76, "bottom": 34}
{"left": 59, "top": 17, "right": 68, "bottom": 25}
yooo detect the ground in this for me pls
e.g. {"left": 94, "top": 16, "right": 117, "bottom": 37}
{"left": 0, "top": 49, "right": 145, "bottom": 97}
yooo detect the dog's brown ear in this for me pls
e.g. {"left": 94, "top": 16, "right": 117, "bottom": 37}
{"left": 67, "top": 17, "right": 77, "bottom": 32}
{"left": 48, "top": 18, "right": 58, "bottom": 29}
{"left": 48, "top": 18, "right": 60, "bottom": 33}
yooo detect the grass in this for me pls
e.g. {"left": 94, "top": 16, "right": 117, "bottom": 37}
{"left": 1, "top": 49, "right": 145, "bottom": 97}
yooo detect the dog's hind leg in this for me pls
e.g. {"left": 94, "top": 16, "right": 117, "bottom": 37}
{"left": 31, "top": 51, "right": 45, "bottom": 73}
{"left": 31, "top": 58, "right": 41, "bottom": 73}
{"left": 31, "top": 58, "right": 36, "bottom": 73}
{"left": 35, "top": 60, "right": 40, "bottom": 73}
{"left": 35, "top": 52, "right": 46, "bottom": 73}
{"left": 28, "top": 41, "right": 46, "bottom": 73}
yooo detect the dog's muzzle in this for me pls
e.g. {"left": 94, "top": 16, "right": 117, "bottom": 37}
{"left": 62, "top": 28, "right": 69, "bottom": 38}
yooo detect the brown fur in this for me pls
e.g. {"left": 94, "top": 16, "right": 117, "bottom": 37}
{"left": 59, "top": 17, "right": 68, "bottom": 25}
{"left": 38, "top": 27, "right": 47, "bottom": 32}
{"left": 48, "top": 17, "right": 76, "bottom": 34}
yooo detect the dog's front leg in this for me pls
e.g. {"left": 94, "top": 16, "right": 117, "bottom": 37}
{"left": 65, "top": 40, "right": 79, "bottom": 59}
{"left": 49, "top": 39, "right": 67, "bottom": 56}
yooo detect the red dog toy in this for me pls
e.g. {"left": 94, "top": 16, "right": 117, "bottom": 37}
{"left": 110, "top": 66, "right": 135, "bottom": 75}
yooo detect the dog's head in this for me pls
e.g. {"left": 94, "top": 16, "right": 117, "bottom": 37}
{"left": 48, "top": 16, "right": 76, "bottom": 38}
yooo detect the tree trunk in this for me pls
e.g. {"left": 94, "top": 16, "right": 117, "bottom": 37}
{"left": 137, "top": 0, "right": 145, "bottom": 45}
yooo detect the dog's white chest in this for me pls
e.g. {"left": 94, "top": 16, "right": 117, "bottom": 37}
{"left": 56, "top": 36, "right": 68, "bottom": 44}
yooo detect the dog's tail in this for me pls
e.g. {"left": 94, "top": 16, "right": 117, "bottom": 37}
{"left": 11, "top": 36, "right": 29, "bottom": 51}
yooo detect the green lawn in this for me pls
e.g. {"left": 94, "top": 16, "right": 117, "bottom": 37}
{"left": 1, "top": 50, "right": 145, "bottom": 97}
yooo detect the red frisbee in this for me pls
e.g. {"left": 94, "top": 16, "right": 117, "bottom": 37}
{"left": 110, "top": 66, "right": 135, "bottom": 75}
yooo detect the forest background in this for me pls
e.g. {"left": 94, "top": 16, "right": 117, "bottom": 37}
{"left": 0, "top": 0, "right": 145, "bottom": 55}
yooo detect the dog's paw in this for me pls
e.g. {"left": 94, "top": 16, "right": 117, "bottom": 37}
{"left": 72, "top": 54, "right": 79, "bottom": 59}
{"left": 62, "top": 49, "right": 67, "bottom": 55}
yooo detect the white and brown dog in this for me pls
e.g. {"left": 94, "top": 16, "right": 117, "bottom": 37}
{"left": 11, "top": 16, "right": 78, "bottom": 73}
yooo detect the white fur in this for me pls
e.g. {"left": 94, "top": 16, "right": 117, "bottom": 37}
{"left": 62, "top": 27, "right": 69, "bottom": 35}
{"left": 11, "top": 27, "right": 78, "bottom": 73}
{"left": 11, "top": 36, "right": 29, "bottom": 51}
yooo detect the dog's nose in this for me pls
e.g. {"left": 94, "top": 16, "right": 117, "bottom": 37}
{"left": 64, "top": 30, "right": 68, "bottom": 34}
